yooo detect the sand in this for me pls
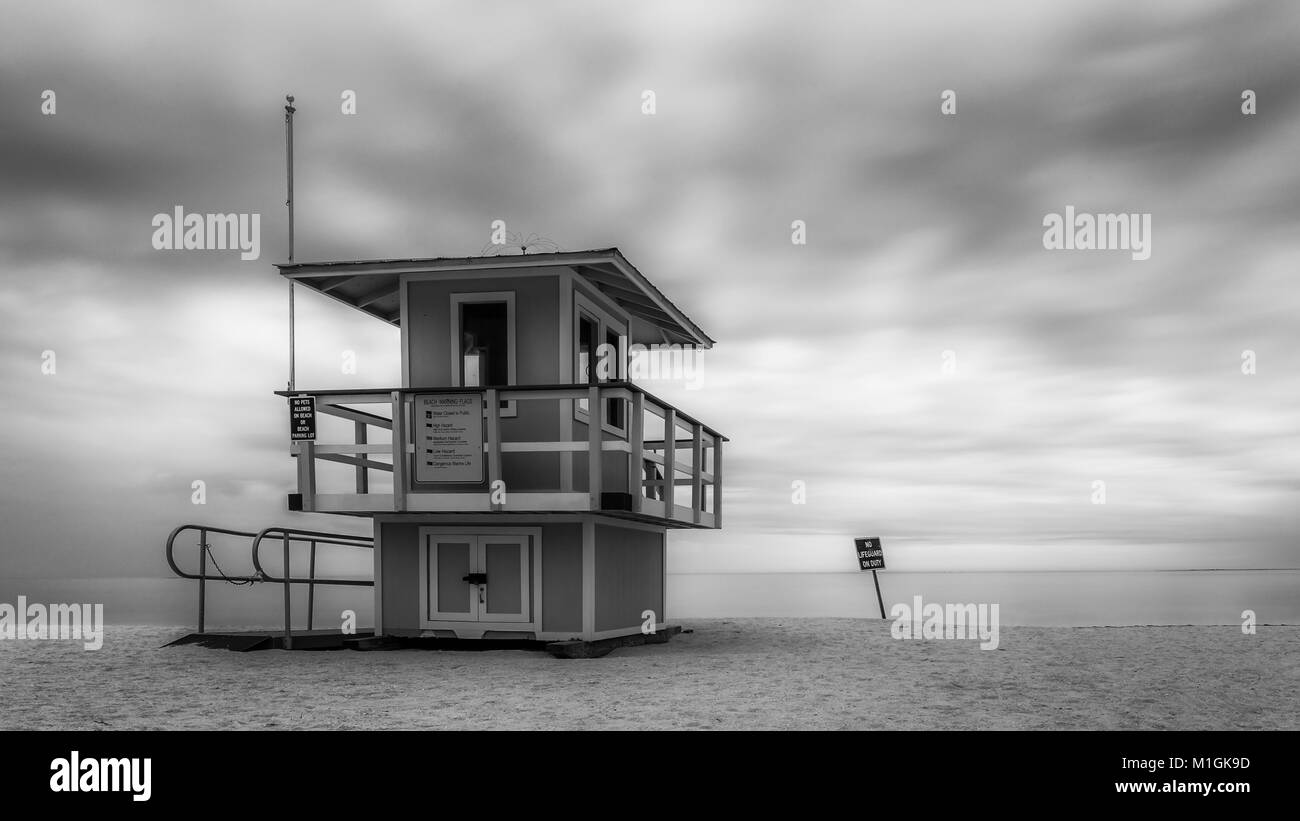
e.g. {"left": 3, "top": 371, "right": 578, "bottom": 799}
{"left": 1, "top": 619, "right": 1295, "bottom": 730}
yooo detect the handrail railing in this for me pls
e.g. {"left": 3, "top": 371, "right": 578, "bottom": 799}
{"left": 252, "top": 526, "right": 373, "bottom": 650}
{"left": 274, "top": 381, "right": 727, "bottom": 441}
{"left": 165, "top": 523, "right": 373, "bottom": 649}
{"left": 166, "top": 524, "right": 261, "bottom": 637}
{"left": 275, "top": 382, "right": 724, "bottom": 527}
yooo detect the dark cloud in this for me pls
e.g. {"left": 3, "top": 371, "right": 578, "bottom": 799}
{"left": 0, "top": 0, "right": 1296, "bottom": 579}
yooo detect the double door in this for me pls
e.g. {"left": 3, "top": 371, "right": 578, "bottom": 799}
{"left": 426, "top": 534, "right": 529, "bottom": 623}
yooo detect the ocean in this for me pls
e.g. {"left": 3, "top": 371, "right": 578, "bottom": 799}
{"left": 1, "top": 569, "right": 1295, "bottom": 629}
{"left": 666, "top": 570, "right": 1300, "bottom": 626}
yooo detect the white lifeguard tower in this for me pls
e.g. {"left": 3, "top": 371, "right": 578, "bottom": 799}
{"left": 273, "top": 249, "right": 724, "bottom": 653}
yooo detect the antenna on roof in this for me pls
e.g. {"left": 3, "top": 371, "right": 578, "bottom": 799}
{"left": 285, "top": 94, "right": 297, "bottom": 392}
{"left": 480, "top": 231, "right": 562, "bottom": 257}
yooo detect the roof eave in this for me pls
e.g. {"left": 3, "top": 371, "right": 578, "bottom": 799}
{"left": 276, "top": 248, "right": 715, "bottom": 347}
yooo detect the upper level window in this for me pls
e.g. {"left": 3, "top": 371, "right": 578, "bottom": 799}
{"left": 451, "top": 292, "right": 516, "bottom": 415}
{"left": 461, "top": 301, "right": 508, "bottom": 387}
{"left": 573, "top": 292, "right": 627, "bottom": 432}
{"left": 577, "top": 313, "right": 597, "bottom": 387}
{"left": 604, "top": 326, "right": 625, "bottom": 428}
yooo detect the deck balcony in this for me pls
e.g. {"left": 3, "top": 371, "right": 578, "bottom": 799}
{"left": 276, "top": 382, "right": 724, "bottom": 528}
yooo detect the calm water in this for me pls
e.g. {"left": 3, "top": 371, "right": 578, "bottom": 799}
{"left": 0, "top": 570, "right": 1295, "bottom": 628}
{"left": 667, "top": 570, "right": 1300, "bottom": 626}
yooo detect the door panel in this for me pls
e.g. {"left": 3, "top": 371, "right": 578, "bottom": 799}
{"left": 430, "top": 538, "right": 477, "bottom": 620}
{"left": 480, "top": 539, "right": 528, "bottom": 622}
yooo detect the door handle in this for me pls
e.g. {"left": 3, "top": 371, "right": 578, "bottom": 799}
{"left": 462, "top": 572, "right": 487, "bottom": 585}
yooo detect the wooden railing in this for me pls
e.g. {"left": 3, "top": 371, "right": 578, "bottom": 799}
{"left": 275, "top": 383, "right": 724, "bottom": 528}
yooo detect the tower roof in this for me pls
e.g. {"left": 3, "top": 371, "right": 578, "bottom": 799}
{"left": 275, "top": 248, "right": 714, "bottom": 348}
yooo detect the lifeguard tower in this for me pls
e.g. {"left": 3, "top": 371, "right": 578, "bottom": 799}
{"left": 267, "top": 248, "right": 724, "bottom": 652}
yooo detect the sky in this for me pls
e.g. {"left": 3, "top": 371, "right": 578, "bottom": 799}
{"left": 0, "top": 0, "right": 1297, "bottom": 587}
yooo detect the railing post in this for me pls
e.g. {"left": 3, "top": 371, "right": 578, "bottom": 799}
{"left": 713, "top": 435, "right": 722, "bottom": 528}
{"left": 391, "top": 391, "right": 407, "bottom": 512}
{"left": 486, "top": 388, "right": 503, "bottom": 511}
{"left": 197, "top": 528, "right": 207, "bottom": 634}
{"left": 282, "top": 531, "right": 293, "bottom": 650}
{"left": 628, "top": 391, "right": 643, "bottom": 514}
{"left": 307, "top": 540, "right": 317, "bottom": 631}
{"left": 691, "top": 423, "right": 703, "bottom": 525}
{"left": 355, "top": 421, "right": 368, "bottom": 494}
{"left": 588, "top": 385, "right": 602, "bottom": 510}
{"left": 297, "top": 440, "right": 316, "bottom": 512}
{"left": 560, "top": 393, "right": 573, "bottom": 493}
{"left": 663, "top": 409, "right": 676, "bottom": 518}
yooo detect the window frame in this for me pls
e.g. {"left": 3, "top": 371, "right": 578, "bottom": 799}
{"left": 449, "top": 291, "right": 517, "bottom": 418}
{"left": 572, "top": 290, "right": 628, "bottom": 435}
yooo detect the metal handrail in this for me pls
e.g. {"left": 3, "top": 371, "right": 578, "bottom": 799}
{"left": 166, "top": 524, "right": 263, "bottom": 638}
{"left": 165, "top": 523, "right": 373, "bottom": 649}
{"left": 165, "top": 523, "right": 261, "bottom": 583}
{"left": 250, "top": 526, "right": 374, "bottom": 585}
{"left": 251, "top": 526, "right": 373, "bottom": 650}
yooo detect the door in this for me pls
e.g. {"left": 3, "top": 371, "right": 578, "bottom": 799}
{"left": 426, "top": 534, "right": 530, "bottom": 623}
{"left": 428, "top": 536, "right": 477, "bottom": 621}
{"left": 477, "top": 536, "right": 529, "bottom": 622}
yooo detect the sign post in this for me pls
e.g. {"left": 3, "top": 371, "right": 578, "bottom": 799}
{"left": 854, "top": 537, "right": 886, "bottom": 619}
{"left": 290, "top": 395, "right": 316, "bottom": 441}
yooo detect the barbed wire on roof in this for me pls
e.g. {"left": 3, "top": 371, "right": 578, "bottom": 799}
{"left": 479, "top": 231, "right": 563, "bottom": 257}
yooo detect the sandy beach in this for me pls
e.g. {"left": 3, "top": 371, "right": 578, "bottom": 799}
{"left": 1, "top": 619, "right": 1295, "bottom": 730}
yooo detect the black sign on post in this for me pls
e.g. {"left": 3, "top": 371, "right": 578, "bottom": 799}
{"left": 290, "top": 395, "right": 316, "bottom": 441}
{"left": 855, "top": 537, "right": 887, "bottom": 619}
{"left": 855, "top": 537, "right": 885, "bottom": 570}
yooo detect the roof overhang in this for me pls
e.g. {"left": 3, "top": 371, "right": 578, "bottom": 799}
{"left": 275, "top": 248, "right": 714, "bottom": 348}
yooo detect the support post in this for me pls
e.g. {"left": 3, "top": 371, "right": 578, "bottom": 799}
{"left": 872, "top": 570, "right": 886, "bottom": 619}
{"left": 354, "top": 421, "right": 368, "bottom": 494}
{"left": 307, "top": 540, "right": 317, "bottom": 630}
{"left": 283, "top": 532, "right": 293, "bottom": 650}
{"left": 486, "top": 389, "right": 503, "bottom": 511}
{"left": 197, "top": 528, "right": 207, "bottom": 634}
{"left": 628, "top": 391, "right": 643, "bottom": 513}
{"left": 662, "top": 409, "right": 676, "bottom": 517}
{"left": 587, "top": 385, "right": 602, "bottom": 510}
{"left": 296, "top": 440, "right": 316, "bottom": 512}
{"left": 391, "top": 391, "right": 407, "bottom": 512}
{"left": 581, "top": 519, "right": 595, "bottom": 640}
{"left": 713, "top": 436, "right": 722, "bottom": 528}
{"left": 691, "top": 423, "right": 703, "bottom": 524}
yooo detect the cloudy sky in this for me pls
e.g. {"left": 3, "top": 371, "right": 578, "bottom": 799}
{"left": 1, "top": 0, "right": 1296, "bottom": 587}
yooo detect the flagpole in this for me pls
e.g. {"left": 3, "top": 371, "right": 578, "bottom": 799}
{"left": 285, "top": 94, "right": 296, "bottom": 392}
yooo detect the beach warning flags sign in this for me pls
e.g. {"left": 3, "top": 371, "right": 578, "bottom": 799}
{"left": 290, "top": 395, "right": 316, "bottom": 441}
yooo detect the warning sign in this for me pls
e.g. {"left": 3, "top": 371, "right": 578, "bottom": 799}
{"left": 854, "top": 537, "right": 885, "bottom": 570}
{"left": 290, "top": 395, "right": 316, "bottom": 441}
{"left": 414, "top": 393, "right": 484, "bottom": 483}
